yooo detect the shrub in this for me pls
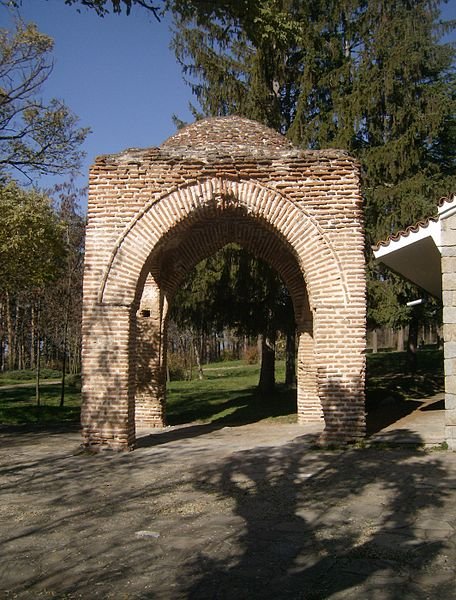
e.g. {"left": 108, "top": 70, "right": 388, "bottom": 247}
{"left": 65, "top": 373, "right": 82, "bottom": 390}
{"left": 167, "top": 353, "right": 187, "bottom": 381}
{"left": 0, "top": 368, "right": 61, "bottom": 381}
{"left": 221, "top": 349, "right": 239, "bottom": 362}
{"left": 243, "top": 345, "right": 259, "bottom": 365}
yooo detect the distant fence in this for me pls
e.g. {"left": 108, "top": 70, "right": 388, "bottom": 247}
{"left": 367, "top": 324, "right": 442, "bottom": 353}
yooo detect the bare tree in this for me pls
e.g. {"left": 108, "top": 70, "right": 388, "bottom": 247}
{"left": 0, "top": 16, "right": 89, "bottom": 179}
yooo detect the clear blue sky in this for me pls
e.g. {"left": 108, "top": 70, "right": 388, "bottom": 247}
{"left": 0, "top": 0, "right": 454, "bottom": 208}
{"left": 0, "top": 0, "right": 194, "bottom": 201}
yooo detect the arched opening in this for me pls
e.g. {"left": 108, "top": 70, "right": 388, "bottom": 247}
{"left": 133, "top": 206, "right": 319, "bottom": 437}
{"left": 165, "top": 245, "right": 299, "bottom": 425}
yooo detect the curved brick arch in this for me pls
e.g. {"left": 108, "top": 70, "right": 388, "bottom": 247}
{"left": 98, "top": 177, "right": 350, "bottom": 310}
{"left": 148, "top": 213, "right": 310, "bottom": 323}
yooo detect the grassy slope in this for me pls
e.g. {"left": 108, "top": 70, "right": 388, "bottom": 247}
{"left": 0, "top": 350, "right": 444, "bottom": 428}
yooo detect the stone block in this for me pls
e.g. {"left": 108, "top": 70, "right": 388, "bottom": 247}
{"left": 446, "top": 437, "right": 456, "bottom": 451}
{"left": 445, "top": 377, "right": 456, "bottom": 395}
{"left": 445, "top": 409, "right": 456, "bottom": 427}
{"left": 441, "top": 256, "right": 456, "bottom": 273}
{"left": 445, "top": 424, "right": 456, "bottom": 439}
{"left": 443, "top": 307, "right": 456, "bottom": 324}
{"left": 442, "top": 291, "right": 456, "bottom": 307}
{"left": 444, "top": 342, "right": 456, "bottom": 359}
{"left": 444, "top": 359, "right": 456, "bottom": 376}
{"left": 444, "top": 424, "right": 456, "bottom": 449}
{"left": 445, "top": 393, "right": 456, "bottom": 410}
{"left": 440, "top": 246, "right": 456, "bottom": 257}
{"left": 442, "top": 272, "right": 456, "bottom": 290}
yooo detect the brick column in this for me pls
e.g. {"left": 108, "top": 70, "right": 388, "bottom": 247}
{"left": 81, "top": 304, "right": 136, "bottom": 450}
{"left": 296, "top": 318, "right": 322, "bottom": 423}
{"left": 135, "top": 276, "right": 167, "bottom": 429}
{"left": 441, "top": 212, "right": 456, "bottom": 450}
{"left": 315, "top": 306, "right": 366, "bottom": 442}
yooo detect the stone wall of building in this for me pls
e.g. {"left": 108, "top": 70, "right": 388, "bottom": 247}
{"left": 441, "top": 207, "right": 456, "bottom": 450}
{"left": 81, "top": 116, "right": 366, "bottom": 450}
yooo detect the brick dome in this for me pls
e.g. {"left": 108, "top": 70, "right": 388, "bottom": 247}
{"left": 161, "top": 116, "right": 294, "bottom": 154}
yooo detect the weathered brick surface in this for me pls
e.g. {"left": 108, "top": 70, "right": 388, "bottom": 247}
{"left": 135, "top": 275, "right": 167, "bottom": 429}
{"left": 82, "top": 116, "right": 366, "bottom": 450}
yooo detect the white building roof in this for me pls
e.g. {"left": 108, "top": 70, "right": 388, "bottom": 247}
{"left": 373, "top": 195, "right": 456, "bottom": 299}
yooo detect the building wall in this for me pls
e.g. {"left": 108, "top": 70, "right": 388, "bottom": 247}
{"left": 441, "top": 211, "right": 456, "bottom": 450}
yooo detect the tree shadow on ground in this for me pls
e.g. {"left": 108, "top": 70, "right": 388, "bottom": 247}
{"left": 183, "top": 431, "right": 453, "bottom": 599}
{"left": 137, "top": 383, "right": 297, "bottom": 448}
{"left": 366, "top": 350, "right": 444, "bottom": 406}
{"left": 177, "top": 375, "right": 450, "bottom": 598}
{"left": 421, "top": 398, "right": 444, "bottom": 411}
{"left": 366, "top": 398, "right": 424, "bottom": 435}
{"left": 136, "top": 422, "right": 226, "bottom": 448}
{"left": 0, "top": 383, "right": 81, "bottom": 428}
{"left": 0, "top": 421, "right": 454, "bottom": 599}
{"left": 167, "top": 383, "right": 296, "bottom": 427}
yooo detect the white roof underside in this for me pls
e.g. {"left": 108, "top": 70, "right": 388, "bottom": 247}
{"left": 373, "top": 219, "right": 442, "bottom": 299}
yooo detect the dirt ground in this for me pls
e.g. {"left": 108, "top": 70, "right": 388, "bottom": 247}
{"left": 1, "top": 421, "right": 455, "bottom": 599}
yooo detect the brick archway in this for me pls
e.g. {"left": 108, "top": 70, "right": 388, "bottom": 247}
{"left": 81, "top": 116, "right": 366, "bottom": 450}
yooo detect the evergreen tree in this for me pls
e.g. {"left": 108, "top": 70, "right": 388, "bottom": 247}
{"left": 170, "top": 244, "right": 295, "bottom": 391}
{"left": 171, "top": 0, "right": 455, "bottom": 330}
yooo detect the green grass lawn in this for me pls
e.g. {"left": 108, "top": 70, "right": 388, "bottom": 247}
{"left": 166, "top": 360, "right": 296, "bottom": 426}
{"left": 0, "top": 381, "right": 81, "bottom": 427}
{"left": 0, "top": 350, "right": 444, "bottom": 428}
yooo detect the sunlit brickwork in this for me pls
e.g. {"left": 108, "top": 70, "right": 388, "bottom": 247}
{"left": 81, "top": 116, "right": 366, "bottom": 450}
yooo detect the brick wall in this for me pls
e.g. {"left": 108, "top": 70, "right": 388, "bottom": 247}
{"left": 81, "top": 116, "right": 366, "bottom": 450}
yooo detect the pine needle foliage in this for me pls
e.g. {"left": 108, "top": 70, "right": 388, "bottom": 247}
{"left": 170, "top": 0, "right": 455, "bottom": 328}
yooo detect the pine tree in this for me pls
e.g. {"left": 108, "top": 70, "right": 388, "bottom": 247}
{"left": 170, "top": 244, "right": 294, "bottom": 391}
{"left": 171, "top": 0, "right": 455, "bottom": 331}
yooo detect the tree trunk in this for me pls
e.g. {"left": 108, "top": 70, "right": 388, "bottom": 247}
{"left": 397, "top": 326, "right": 404, "bottom": 352}
{"left": 60, "top": 290, "right": 71, "bottom": 407}
{"left": 36, "top": 333, "right": 41, "bottom": 408}
{"left": 285, "top": 329, "right": 296, "bottom": 387}
{"left": 193, "top": 340, "right": 204, "bottom": 380}
{"left": 258, "top": 334, "right": 275, "bottom": 393}
{"left": 30, "top": 304, "right": 35, "bottom": 369}
{"left": 35, "top": 298, "right": 41, "bottom": 408}
{"left": 16, "top": 303, "right": 20, "bottom": 370}
{"left": 407, "top": 314, "right": 419, "bottom": 376}
{"left": 6, "top": 292, "right": 14, "bottom": 370}
{"left": 371, "top": 329, "right": 378, "bottom": 354}
{"left": 60, "top": 345, "right": 67, "bottom": 407}
{"left": 0, "top": 298, "right": 4, "bottom": 371}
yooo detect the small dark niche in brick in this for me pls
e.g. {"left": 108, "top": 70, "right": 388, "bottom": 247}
{"left": 141, "top": 309, "right": 151, "bottom": 318}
